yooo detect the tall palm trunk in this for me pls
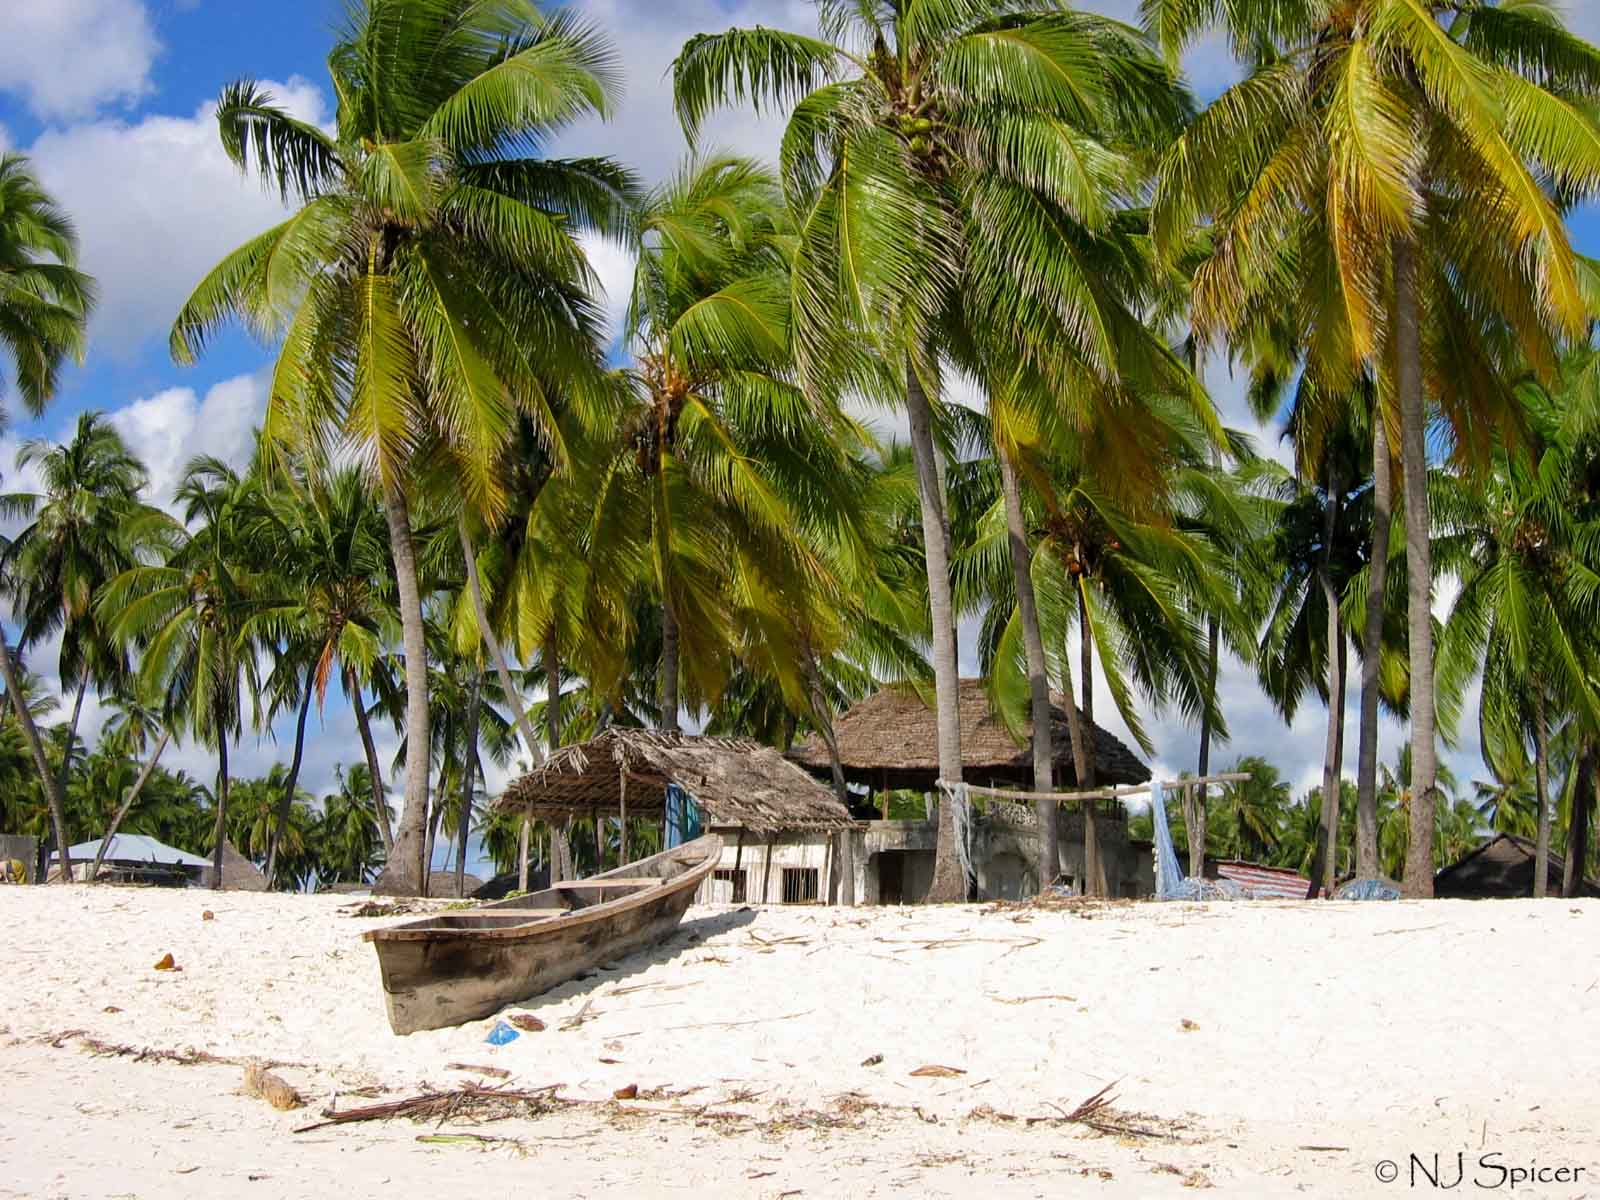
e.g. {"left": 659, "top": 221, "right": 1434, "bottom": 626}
{"left": 805, "top": 648, "right": 854, "bottom": 905}
{"left": 1563, "top": 741, "right": 1594, "bottom": 898}
{"left": 905, "top": 356, "right": 965, "bottom": 903}
{"left": 0, "top": 637, "right": 71, "bottom": 882}
{"left": 350, "top": 674, "right": 396, "bottom": 854}
{"left": 458, "top": 516, "right": 543, "bottom": 762}
{"left": 455, "top": 674, "right": 479, "bottom": 898}
{"left": 423, "top": 708, "right": 453, "bottom": 897}
{"left": 56, "top": 677, "right": 89, "bottom": 806}
{"left": 660, "top": 598, "right": 681, "bottom": 733}
{"left": 91, "top": 729, "right": 171, "bottom": 881}
{"left": 541, "top": 636, "right": 568, "bottom": 884}
{"left": 998, "top": 444, "right": 1056, "bottom": 891}
{"left": 1533, "top": 688, "right": 1551, "bottom": 898}
{"left": 265, "top": 680, "right": 314, "bottom": 887}
{"left": 377, "top": 477, "right": 430, "bottom": 895}
{"left": 1077, "top": 581, "right": 1107, "bottom": 897}
{"left": 210, "top": 701, "right": 229, "bottom": 892}
{"left": 1311, "top": 461, "right": 1346, "bottom": 898}
{"left": 1058, "top": 582, "right": 1095, "bottom": 895}
{"left": 1356, "top": 414, "right": 1392, "bottom": 878}
{"left": 1189, "top": 614, "right": 1219, "bottom": 877}
{"left": 1396, "top": 238, "right": 1438, "bottom": 898}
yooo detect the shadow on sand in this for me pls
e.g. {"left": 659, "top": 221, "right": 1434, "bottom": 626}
{"left": 508, "top": 905, "right": 762, "bottom": 1016}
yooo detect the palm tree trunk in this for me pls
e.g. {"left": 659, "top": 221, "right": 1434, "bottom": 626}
{"left": 90, "top": 729, "right": 171, "bottom": 882}
{"left": 805, "top": 648, "right": 854, "bottom": 906}
{"left": 1190, "top": 615, "right": 1220, "bottom": 877}
{"left": 660, "top": 598, "right": 681, "bottom": 733}
{"left": 424, "top": 710, "right": 452, "bottom": 898}
{"left": 56, "top": 676, "right": 88, "bottom": 807}
{"left": 456, "top": 671, "right": 481, "bottom": 899}
{"left": 1395, "top": 237, "right": 1438, "bottom": 898}
{"left": 1312, "top": 460, "right": 1345, "bottom": 898}
{"left": 905, "top": 356, "right": 965, "bottom": 903}
{"left": 1077, "top": 581, "right": 1107, "bottom": 897}
{"left": 350, "top": 674, "right": 395, "bottom": 854}
{"left": 998, "top": 444, "right": 1056, "bottom": 892}
{"left": 0, "top": 637, "right": 71, "bottom": 883}
{"left": 540, "top": 635, "right": 565, "bottom": 887}
{"left": 1563, "top": 741, "right": 1594, "bottom": 898}
{"left": 1356, "top": 413, "right": 1392, "bottom": 879}
{"left": 458, "top": 516, "right": 543, "bottom": 763}
{"left": 375, "top": 476, "right": 430, "bottom": 895}
{"left": 1533, "top": 687, "right": 1551, "bottom": 898}
{"left": 265, "top": 681, "right": 314, "bottom": 887}
{"left": 210, "top": 705, "right": 229, "bottom": 892}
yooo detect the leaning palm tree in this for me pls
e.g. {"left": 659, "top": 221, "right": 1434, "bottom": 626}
{"left": 1150, "top": 0, "right": 1600, "bottom": 894}
{"left": 0, "top": 151, "right": 95, "bottom": 881}
{"left": 674, "top": 1, "right": 1192, "bottom": 899}
{"left": 171, "top": 0, "right": 636, "bottom": 893}
{"left": 3, "top": 413, "right": 168, "bottom": 822}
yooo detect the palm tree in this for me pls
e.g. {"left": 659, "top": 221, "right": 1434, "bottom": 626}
{"left": 100, "top": 458, "right": 261, "bottom": 889}
{"left": 315, "top": 765, "right": 386, "bottom": 886}
{"left": 171, "top": 0, "right": 636, "bottom": 893}
{"left": 674, "top": 0, "right": 1192, "bottom": 899}
{"left": 0, "top": 151, "right": 95, "bottom": 881}
{"left": 241, "top": 463, "right": 401, "bottom": 881}
{"left": 88, "top": 690, "right": 176, "bottom": 881}
{"left": 1436, "top": 403, "right": 1600, "bottom": 897}
{"left": 1208, "top": 756, "right": 1289, "bottom": 864}
{"left": 3, "top": 413, "right": 167, "bottom": 826}
{"left": 1151, "top": 0, "right": 1600, "bottom": 895}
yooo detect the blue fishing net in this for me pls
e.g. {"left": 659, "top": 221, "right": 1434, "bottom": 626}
{"left": 1334, "top": 878, "right": 1401, "bottom": 901}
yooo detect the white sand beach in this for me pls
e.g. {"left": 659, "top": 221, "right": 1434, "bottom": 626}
{"left": 3, "top": 888, "right": 1598, "bottom": 1199}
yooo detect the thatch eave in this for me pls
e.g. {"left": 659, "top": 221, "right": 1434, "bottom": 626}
{"left": 497, "top": 729, "right": 858, "bottom": 835}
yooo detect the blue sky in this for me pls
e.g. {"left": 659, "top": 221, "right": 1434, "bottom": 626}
{"left": 3, "top": 0, "right": 1600, "bottom": 852}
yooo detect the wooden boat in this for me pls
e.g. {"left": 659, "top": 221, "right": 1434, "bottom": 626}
{"left": 365, "top": 834, "right": 722, "bottom": 1035}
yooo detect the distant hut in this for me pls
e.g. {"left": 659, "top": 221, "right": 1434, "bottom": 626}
{"left": 497, "top": 729, "right": 859, "bottom": 905}
{"left": 1434, "top": 833, "right": 1600, "bottom": 899}
{"left": 51, "top": 834, "right": 210, "bottom": 885}
{"left": 789, "top": 679, "right": 1149, "bottom": 795}
{"left": 202, "top": 841, "right": 270, "bottom": 891}
{"left": 427, "top": 870, "right": 484, "bottom": 898}
{"left": 789, "top": 680, "right": 1150, "bottom": 900}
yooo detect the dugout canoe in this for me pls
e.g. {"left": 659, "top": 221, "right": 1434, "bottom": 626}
{"left": 365, "top": 834, "right": 722, "bottom": 1035}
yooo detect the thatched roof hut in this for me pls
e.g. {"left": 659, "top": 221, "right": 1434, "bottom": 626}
{"left": 497, "top": 729, "right": 858, "bottom": 834}
{"left": 789, "top": 679, "right": 1149, "bottom": 792}
{"left": 1434, "top": 833, "right": 1600, "bottom": 899}
{"left": 207, "top": 840, "right": 269, "bottom": 892}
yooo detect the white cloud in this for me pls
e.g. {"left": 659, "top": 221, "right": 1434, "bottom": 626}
{"left": 0, "top": 0, "right": 160, "bottom": 121}
{"left": 108, "top": 372, "right": 265, "bottom": 508}
{"left": 579, "top": 231, "right": 637, "bottom": 349}
{"left": 23, "top": 77, "right": 329, "bottom": 358}
{"left": 558, "top": 0, "right": 819, "bottom": 183}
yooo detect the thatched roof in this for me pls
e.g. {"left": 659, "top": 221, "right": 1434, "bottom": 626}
{"left": 497, "top": 729, "right": 858, "bottom": 834}
{"left": 209, "top": 840, "right": 268, "bottom": 892}
{"left": 789, "top": 679, "right": 1149, "bottom": 791}
{"left": 1434, "top": 833, "right": 1600, "bottom": 899}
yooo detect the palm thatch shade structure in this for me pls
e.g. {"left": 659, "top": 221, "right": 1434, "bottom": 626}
{"left": 210, "top": 841, "right": 269, "bottom": 891}
{"left": 497, "top": 728, "right": 857, "bottom": 834}
{"left": 789, "top": 679, "right": 1149, "bottom": 792}
{"left": 1434, "top": 833, "right": 1600, "bottom": 899}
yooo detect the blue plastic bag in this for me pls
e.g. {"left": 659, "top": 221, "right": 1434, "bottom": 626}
{"left": 485, "top": 1020, "right": 520, "bottom": 1045}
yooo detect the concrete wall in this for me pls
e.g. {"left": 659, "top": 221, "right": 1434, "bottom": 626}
{"left": 695, "top": 828, "right": 836, "bottom": 904}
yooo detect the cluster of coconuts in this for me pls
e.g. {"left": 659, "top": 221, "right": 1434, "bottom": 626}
{"left": 896, "top": 110, "right": 939, "bottom": 157}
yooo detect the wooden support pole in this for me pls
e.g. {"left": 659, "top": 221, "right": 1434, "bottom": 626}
{"left": 619, "top": 768, "right": 628, "bottom": 864}
{"left": 733, "top": 827, "right": 745, "bottom": 902}
{"left": 593, "top": 807, "right": 602, "bottom": 874}
{"left": 763, "top": 833, "right": 776, "bottom": 905}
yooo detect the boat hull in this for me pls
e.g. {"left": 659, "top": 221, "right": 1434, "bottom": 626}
{"left": 365, "top": 835, "right": 721, "bottom": 1035}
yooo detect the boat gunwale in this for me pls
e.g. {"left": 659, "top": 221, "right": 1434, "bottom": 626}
{"left": 361, "top": 834, "right": 722, "bottom": 944}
